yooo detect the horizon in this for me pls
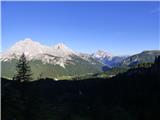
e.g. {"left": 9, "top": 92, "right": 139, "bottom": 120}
{"left": 1, "top": 37, "right": 159, "bottom": 56}
{"left": 2, "top": 1, "right": 159, "bottom": 55}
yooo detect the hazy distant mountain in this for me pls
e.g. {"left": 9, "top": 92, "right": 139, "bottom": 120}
{"left": 1, "top": 38, "right": 104, "bottom": 79}
{"left": 121, "top": 50, "right": 160, "bottom": 67}
{"left": 92, "top": 50, "right": 112, "bottom": 60}
{"left": 92, "top": 50, "right": 128, "bottom": 67}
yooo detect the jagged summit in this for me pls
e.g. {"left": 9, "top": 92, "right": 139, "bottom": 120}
{"left": 54, "top": 43, "right": 67, "bottom": 49}
{"left": 12, "top": 38, "right": 44, "bottom": 48}
{"left": 53, "top": 43, "right": 76, "bottom": 56}
{"left": 0, "top": 38, "right": 93, "bottom": 68}
{"left": 1, "top": 38, "right": 104, "bottom": 77}
{"left": 2, "top": 38, "right": 51, "bottom": 60}
{"left": 0, "top": 38, "right": 127, "bottom": 68}
{"left": 92, "top": 50, "right": 112, "bottom": 60}
{"left": 2, "top": 38, "right": 76, "bottom": 56}
{"left": 92, "top": 50, "right": 128, "bottom": 67}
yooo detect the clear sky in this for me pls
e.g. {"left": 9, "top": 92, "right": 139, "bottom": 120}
{"left": 1, "top": 1, "right": 160, "bottom": 55}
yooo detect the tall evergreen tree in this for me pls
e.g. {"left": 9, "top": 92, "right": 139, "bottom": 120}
{"left": 15, "top": 53, "right": 32, "bottom": 82}
{"left": 154, "top": 56, "right": 160, "bottom": 66}
{"left": 151, "top": 56, "right": 160, "bottom": 74}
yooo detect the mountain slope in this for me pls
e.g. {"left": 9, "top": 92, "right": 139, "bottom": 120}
{"left": 121, "top": 50, "right": 160, "bottom": 67}
{"left": 2, "top": 57, "right": 103, "bottom": 80}
{"left": 2, "top": 56, "right": 160, "bottom": 120}
{"left": 1, "top": 38, "right": 104, "bottom": 79}
{"left": 92, "top": 50, "right": 128, "bottom": 67}
{"left": 1, "top": 38, "right": 76, "bottom": 67}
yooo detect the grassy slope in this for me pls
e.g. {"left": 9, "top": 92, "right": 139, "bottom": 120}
{"left": 1, "top": 56, "right": 103, "bottom": 80}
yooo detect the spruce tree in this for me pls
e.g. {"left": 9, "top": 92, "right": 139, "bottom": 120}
{"left": 15, "top": 53, "right": 32, "bottom": 82}
{"left": 154, "top": 56, "right": 160, "bottom": 67}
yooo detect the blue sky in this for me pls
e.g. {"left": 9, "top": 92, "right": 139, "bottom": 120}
{"left": 1, "top": 1, "right": 159, "bottom": 55}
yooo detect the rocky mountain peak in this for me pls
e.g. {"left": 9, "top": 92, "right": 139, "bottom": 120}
{"left": 93, "top": 50, "right": 112, "bottom": 59}
{"left": 0, "top": 39, "right": 77, "bottom": 67}
{"left": 53, "top": 43, "right": 76, "bottom": 56}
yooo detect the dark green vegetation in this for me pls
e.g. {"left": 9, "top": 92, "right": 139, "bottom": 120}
{"left": 14, "top": 53, "right": 32, "bottom": 82}
{"left": 121, "top": 50, "right": 160, "bottom": 67}
{"left": 1, "top": 55, "right": 103, "bottom": 80}
{"left": 2, "top": 50, "right": 159, "bottom": 80}
{"left": 100, "top": 67, "right": 129, "bottom": 78}
{"left": 2, "top": 56, "right": 160, "bottom": 120}
{"left": 101, "top": 62, "right": 153, "bottom": 78}
{"left": 103, "top": 50, "right": 160, "bottom": 77}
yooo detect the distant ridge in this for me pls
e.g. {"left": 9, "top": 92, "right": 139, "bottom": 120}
{"left": 120, "top": 50, "right": 160, "bottom": 67}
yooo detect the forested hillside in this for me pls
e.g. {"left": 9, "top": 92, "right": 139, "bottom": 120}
{"left": 2, "top": 56, "right": 160, "bottom": 120}
{"left": 1, "top": 57, "right": 103, "bottom": 80}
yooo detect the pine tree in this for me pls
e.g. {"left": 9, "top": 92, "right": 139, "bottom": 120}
{"left": 154, "top": 56, "right": 160, "bottom": 67}
{"left": 15, "top": 53, "right": 32, "bottom": 82}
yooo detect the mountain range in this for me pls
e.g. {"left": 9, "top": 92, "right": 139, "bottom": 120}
{"left": 1, "top": 38, "right": 160, "bottom": 80}
{"left": 1, "top": 38, "right": 105, "bottom": 79}
{"left": 92, "top": 50, "right": 128, "bottom": 67}
{"left": 120, "top": 50, "right": 160, "bottom": 67}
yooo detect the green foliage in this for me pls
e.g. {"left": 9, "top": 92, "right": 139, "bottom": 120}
{"left": 14, "top": 53, "right": 32, "bottom": 82}
{"left": 1, "top": 59, "right": 17, "bottom": 79}
{"left": 99, "top": 67, "right": 129, "bottom": 78}
{"left": 154, "top": 56, "right": 160, "bottom": 67}
{"left": 121, "top": 50, "right": 160, "bottom": 67}
{"left": 136, "top": 62, "right": 152, "bottom": 68}
{"left": 1, "top": 55, "right": 103, "bottom": 80}
{"left": 2, "top": 56, "right": 160, "bottom": 120}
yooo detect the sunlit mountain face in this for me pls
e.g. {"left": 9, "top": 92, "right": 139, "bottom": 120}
{"left": 1, "top": 38, "right": 160, "bottom": 80}
{"left": 1, "top": 38, "right": 105, "bottom": 79}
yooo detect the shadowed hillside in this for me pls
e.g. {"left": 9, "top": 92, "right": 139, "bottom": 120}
{"left": 2, "top": 56, "right": 160, "bottom": 120}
